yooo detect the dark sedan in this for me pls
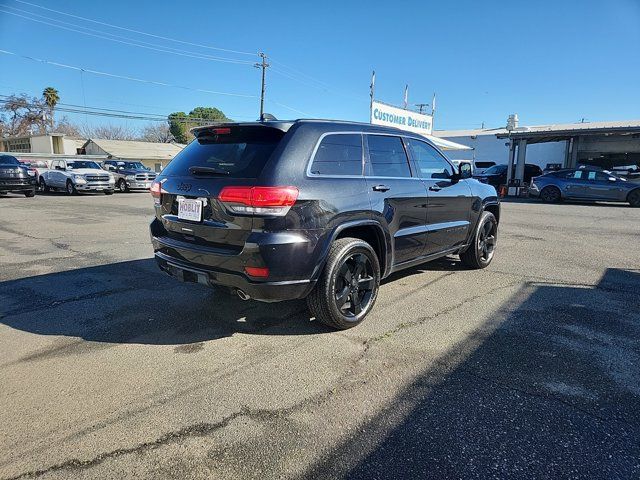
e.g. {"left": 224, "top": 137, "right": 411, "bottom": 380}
{"left": 473, "top": 164, "right": 543, "bottom": 188}
{"left": 0, "top": 155, "right": 37, "bottom": 197}
{"left": 530, "top": 168, "right": 640, "bottom": 207}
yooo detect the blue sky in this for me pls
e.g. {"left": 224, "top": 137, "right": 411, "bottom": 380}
{"left": 1, "top": 0, "right": 639, "bottom": 131}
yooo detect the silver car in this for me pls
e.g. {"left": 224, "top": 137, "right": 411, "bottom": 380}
{"left": 530, "top": 168, "right": 640, "bottom": 207}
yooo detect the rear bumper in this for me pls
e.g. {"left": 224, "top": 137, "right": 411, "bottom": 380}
{"left": 154, "top": 252, "right": 315, "bottom": 302}
{"left": 0, "top": 178, "right": 36, "bottom": 192}
{"left": 150, "top": 218, "right": 321, "bottom": 302}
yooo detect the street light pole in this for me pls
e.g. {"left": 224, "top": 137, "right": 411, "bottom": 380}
{"left": 254, "top": 52, "right": 269, "bottom": 121}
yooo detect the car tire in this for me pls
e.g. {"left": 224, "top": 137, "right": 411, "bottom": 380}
{"left": 39, "top": 178, "right": 50, "bottom": 193}
{"left": 24, "top": 188, "right": 35, "bottom": 198}
{"left": 104, "top": 189, "right": 114, "bottom": 195}
{"left": 628, "top": 189, "right": 640, "bottom": 208}
{"left": 117, "top": 179, "right": 128, "bottom": 193}
{"left": 307, "top": 237, "right": 380, "bottom": 330}
{"left": 66, "top": 180, "right": 77, "bottom": 195}
{"left": 540, "top": 185, "right": 561, "bottom": 203}
{"left": 460, "top": 211, "right": 498, "bottom": 269}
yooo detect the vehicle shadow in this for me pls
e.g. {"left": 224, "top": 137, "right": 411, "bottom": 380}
{"left": 0, "top": 256, "right": 474, "bottom": 346}
{"left": 302, "top": 268, "right": 640, "bottom": 478}
{"left": 0, "top": 259, "right": 329, "bottom": 345}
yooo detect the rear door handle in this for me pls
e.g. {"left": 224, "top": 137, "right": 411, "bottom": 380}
{"left": 372, "top": 184, "right": 390, "bottom": 192}
{"left": 429, "top": 185, "right": 442, "bottom": 192}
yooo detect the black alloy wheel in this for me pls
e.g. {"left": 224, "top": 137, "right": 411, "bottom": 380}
{"left": 334, "top": 253, "right": 376, "bottom": 318}
{"left": 460, "top": 211, "right": 498, "bottom": 269}
{"left": 540, "top": 186, "right": 561, "bottom": 203}
{"left": 307, "top": 237, "right": 380, "bottom": 330}
{"left": 628, "top": 189, "right": 640, "bottom": 207}
{"left": 477, "top": 218, "right": 497, "bottom": 263}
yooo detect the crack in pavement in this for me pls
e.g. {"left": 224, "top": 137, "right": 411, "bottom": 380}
{"left": 3, "top": 278, "right": 509, "bottom": 479}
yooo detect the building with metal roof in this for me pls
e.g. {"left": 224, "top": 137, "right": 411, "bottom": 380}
{"left": 435, "top": 117, "right": 640, "bottom": 184}
{"left": 81, "top": 139, "right": 185, "bottom": 171}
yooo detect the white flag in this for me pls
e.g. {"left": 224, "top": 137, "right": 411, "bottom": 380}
{"left": 432, "top": 93, "right": 436, "bottom": 114}
{"left": 403, "top": 85, "right": 409, "bottom": 109}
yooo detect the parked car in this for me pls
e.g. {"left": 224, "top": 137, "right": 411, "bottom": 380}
{"left": 543, "top": 163, "right": 562, "bottom": 173}
{"left": 473, "top": 163, "right": 543, "bottom": 188}
{"left": 39, "top": 159, "right": 115, "bottom": 195}
{"left": 473, "top": 161, "right": 496, "bottom": 174}
{"left": 150, "top": 120, "right": 500, "bottom": 329}
{"left": 0, "top": 155, "right": 37, "bottom": 197}
{"left": 102, "top": 160, "right": 157, "bottom": 192}
{"left": 530, "top": 168, "right": 640, "bottom": 207}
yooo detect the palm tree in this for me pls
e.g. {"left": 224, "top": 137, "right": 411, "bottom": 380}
{"left": 42, "top": 87, "right": 59, "bottom": 131}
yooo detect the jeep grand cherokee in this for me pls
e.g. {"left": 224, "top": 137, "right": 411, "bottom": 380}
{"left": 150, "top": 120, "right": 500, "bottom": 329}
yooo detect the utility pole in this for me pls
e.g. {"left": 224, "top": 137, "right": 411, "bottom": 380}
{"left": 415, "top": 103, "right": 429, "bottom": 114}
{"left": 254, "top": 52, "right": 269, "bottom": 121}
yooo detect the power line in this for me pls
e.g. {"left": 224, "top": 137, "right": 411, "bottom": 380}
{"left": 0, "top": 49, "right": 258, "bottom": 98}
{"left": 0, "top": 7, "right": 255, "bottom": 65}
{"left": 0, "top": 95, "right": 255, "bottom": 122}
{"left": 14, "top": 0, "right": 257, "bottom": 57}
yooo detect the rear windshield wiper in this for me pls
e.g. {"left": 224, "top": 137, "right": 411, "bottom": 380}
{"left": 189, "top": 166, "right": 230, "bottom": 176}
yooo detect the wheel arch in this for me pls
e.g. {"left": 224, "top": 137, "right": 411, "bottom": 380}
{"left": 317, "top": 220, "right": 390, "bottom": 279}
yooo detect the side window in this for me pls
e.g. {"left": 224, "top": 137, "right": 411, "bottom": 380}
{"left": 309, "top": 134, "right": 363, "bottom": 176}
{"left": 365, "top": 135, "right": 411, "bottom": 178}
{"left": 592, "top": 171, "right": 611, "bottom": 181}
{"left": 407, "top": 139, "right": 453, "bottom": 180}
{"left": 566, "top": 170, "right": 583, "bottom": 179}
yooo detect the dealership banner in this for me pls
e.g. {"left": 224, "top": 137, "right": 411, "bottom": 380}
{"left": 371, "top": 100, "right": 433, "bottom": 135}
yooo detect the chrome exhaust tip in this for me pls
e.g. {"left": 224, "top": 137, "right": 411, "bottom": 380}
{"left": 236, "top": 289, "right": 251, "bottom": 301}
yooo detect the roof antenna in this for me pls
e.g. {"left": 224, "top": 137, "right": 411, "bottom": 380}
{"left": 260, "top": 113, "right": 277, "bottom": 122}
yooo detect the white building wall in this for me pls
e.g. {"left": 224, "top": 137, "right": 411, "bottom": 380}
{"left": 62, "top": 138, "right": 79, "bottom": 155}
{"left": 441, "top": 134, "right": 568, "bottom": 168}
{"left": 29, "top": 135, "right": 54, "bottom": 154}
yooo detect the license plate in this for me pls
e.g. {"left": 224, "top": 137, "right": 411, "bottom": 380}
{"left": 178, "top": 198, "right": 203, "bottom": 222}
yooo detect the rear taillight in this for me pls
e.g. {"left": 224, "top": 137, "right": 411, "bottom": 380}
{"left": 150, "top": 181, "right": 162, "bottom": 204}
{"left": 219, "top": 186, "right": 298, "bottom": 216}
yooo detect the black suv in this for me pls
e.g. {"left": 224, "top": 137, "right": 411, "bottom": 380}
{"left": 150, "top": 120, "right": 500, "bottom": 329}
{"left": 0, "top": 155, "right": 37, "bottom": 197}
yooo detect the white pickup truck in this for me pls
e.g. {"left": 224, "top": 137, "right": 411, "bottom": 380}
{"left": 39, "top": 159, "right": 115, "bottom": 195}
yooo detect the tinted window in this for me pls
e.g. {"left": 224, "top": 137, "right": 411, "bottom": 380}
{"left": 67, "top": 161, "right": 101, "bottom": 169}
{"left": 587, "top": 171, "right": 612, "bottom": 181}
{"left": 565, "top": 170, "right": 583, "bottom": 179}
{"left": 309, "top": 134, "right": 362, "bottom": 176}
{"left": 162, "top": 127, "right": 285, "bottom": 178}
{"left": 406, "top": 139, "right": 453, "bottom": 179}
{"left": 0, "top": 155, "right": 20, "bottom": 166}
{"left": 483, "top": 165, "right": 508, "bottom": 175}
{"left": 366, "top": 135, "right": 411, "bottom": 177}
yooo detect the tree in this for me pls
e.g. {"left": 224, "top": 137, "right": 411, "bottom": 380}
{"left": 168, "top": 107, "right": 230, "bottom": 143}
{"left": 0, "top": 94, "right": 47, "bottom": 136}
{"left": 80, "top": 123, "right": 138, "bottom": 140}
{"left": 54, "top": 116, "right": 82, "bottom": 137}
{"left": 42, "top": 87, "right": 60, "bottom": 130}
{"left": 140, "top": 122, "right": 173, "bottom": 143}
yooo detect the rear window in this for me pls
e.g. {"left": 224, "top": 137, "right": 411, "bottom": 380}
{"left": 309, "top": 134, "right": 363, "bottom": 176}
{"left": 162, "top": 127, "right": 285, "bottom": 178}
{"left": 0, "top": 155, "right": 19, "bottom": 165}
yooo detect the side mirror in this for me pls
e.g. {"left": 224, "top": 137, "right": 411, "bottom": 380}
{"left": 608, "top": 177, "right": 617, "bottom": 182}
{"left": 459, "top": 162, "right": 473, "bottom": 179}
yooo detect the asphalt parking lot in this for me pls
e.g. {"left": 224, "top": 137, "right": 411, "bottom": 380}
{"left": 1, "top": 192, "right": 639, "bottom": 479}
